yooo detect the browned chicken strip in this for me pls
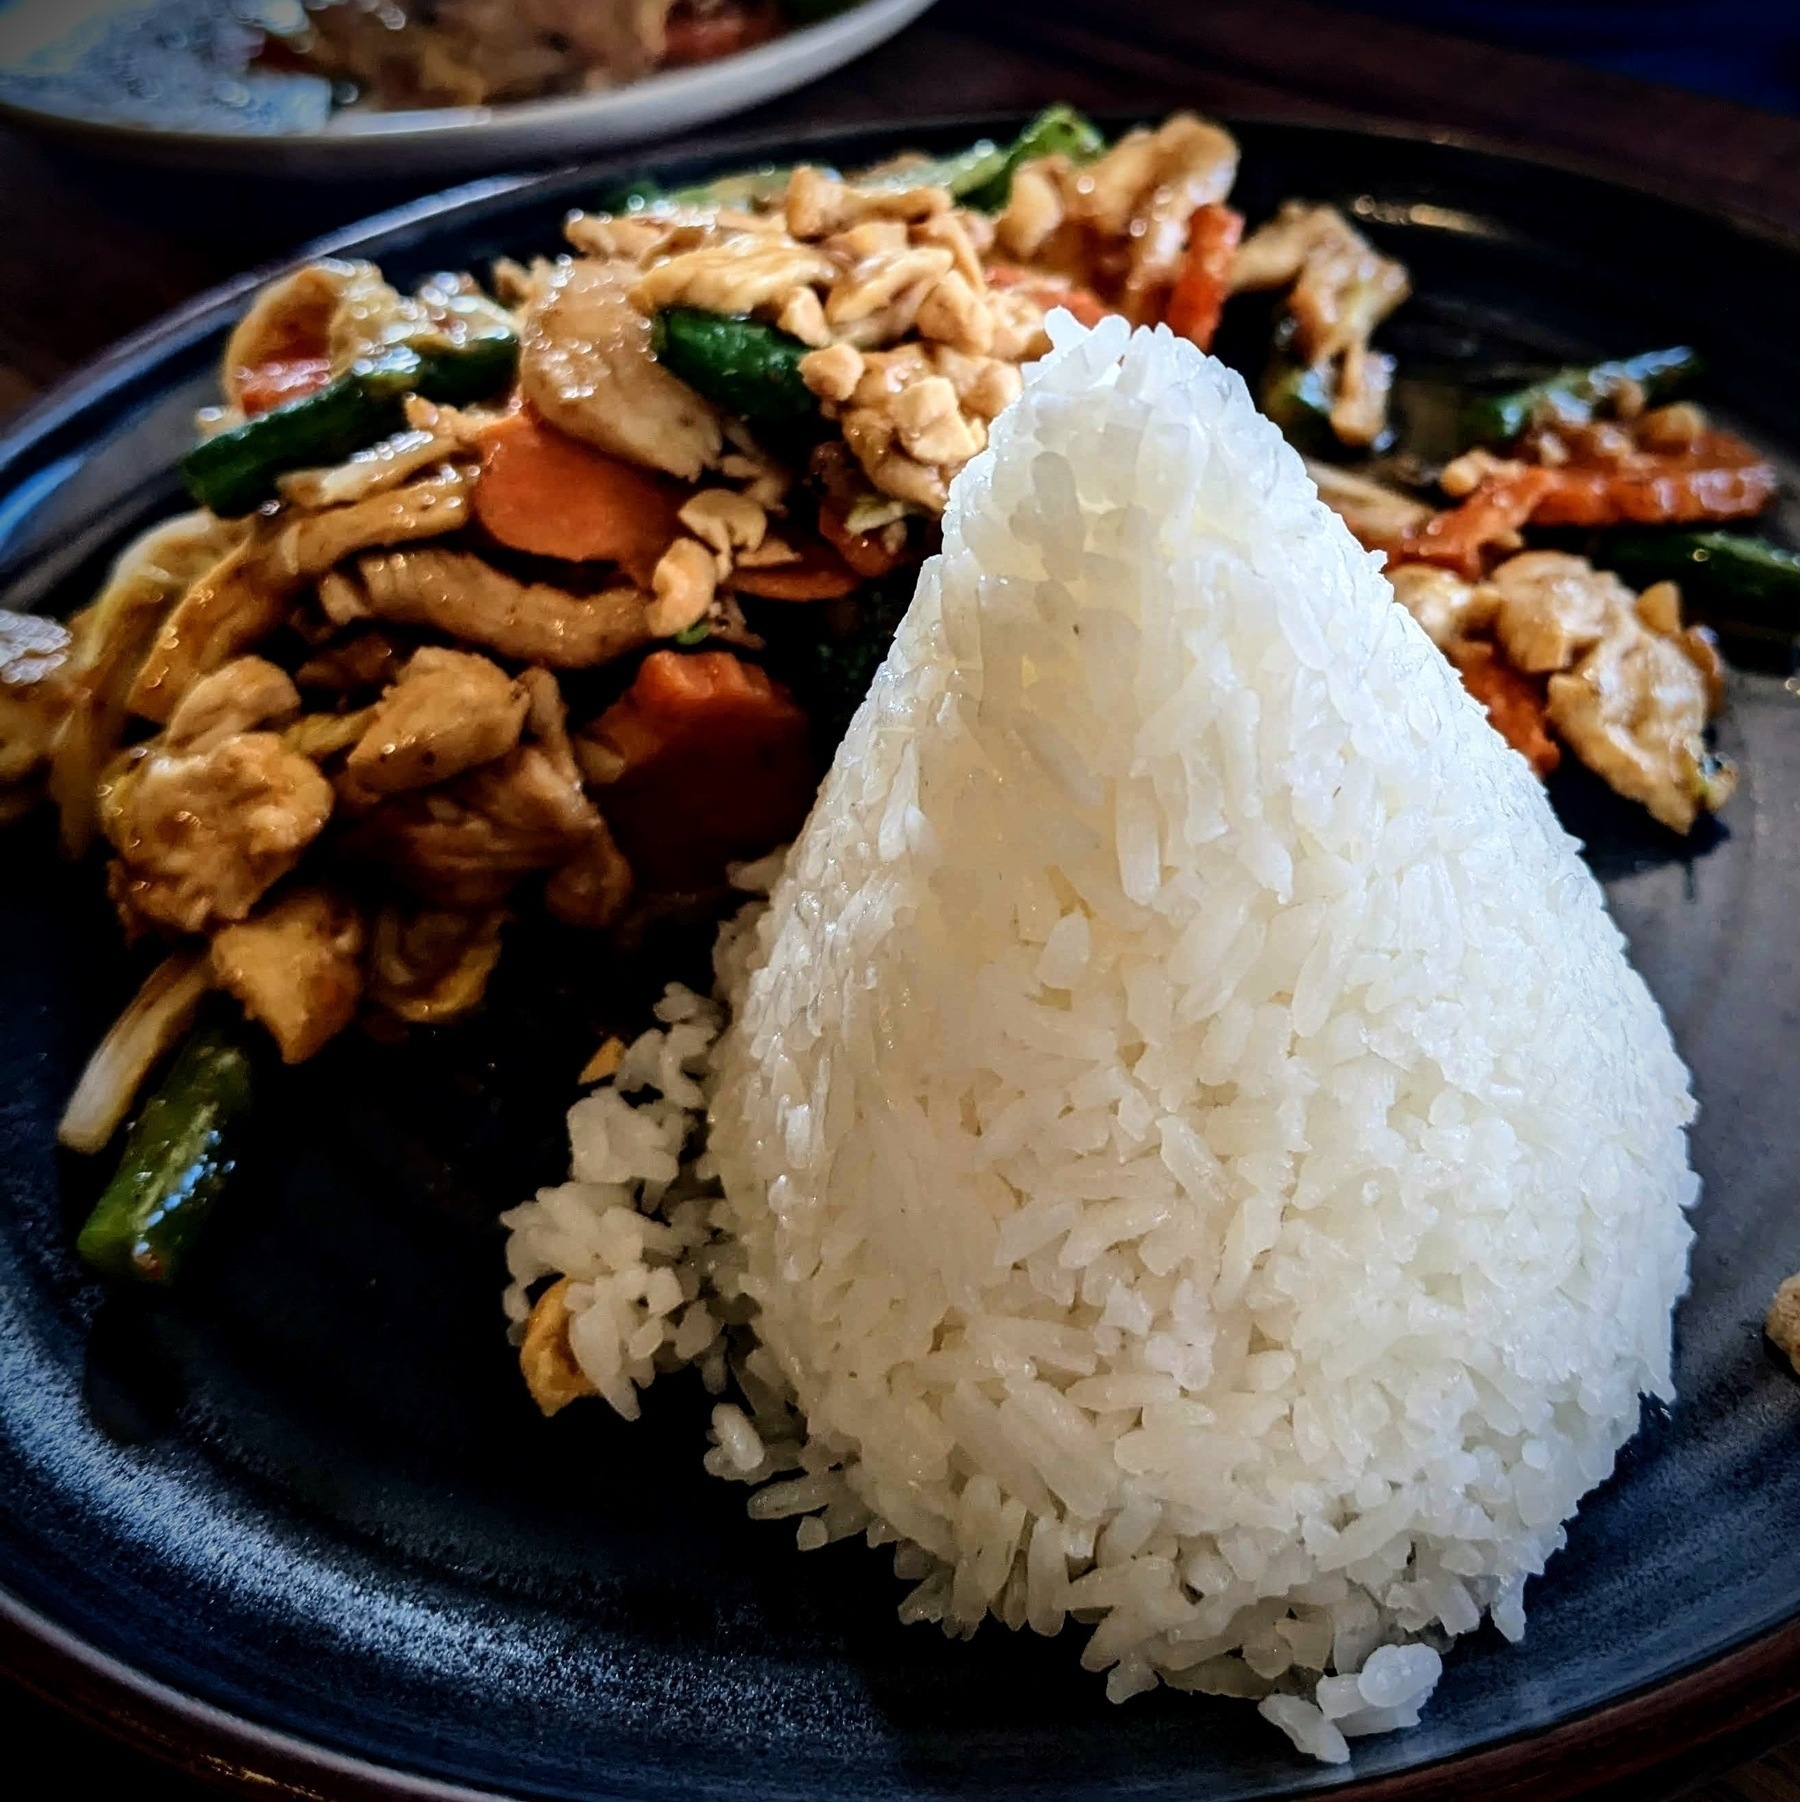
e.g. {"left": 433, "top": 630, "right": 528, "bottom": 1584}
{"left": 211, "top": 886, "right": 366, "bottom": 1063}
{"left": 164, "top": 655, "right": 302, "bottom": 750}
{"left": 128, "top": 535, "right": 295, "bottom": 725}
{"left": 343, "top": 646, "right": 528, "bottom": 800}
{"left": 346, "top": 742, "right": 600, "bottom": 908}
{"left": 356, "top": 549, "right": 653, "bottom": 669}
{"left": 103, "top": 657, "right": 331, "bottom": 934}
{"left": 520, "top": 258, "right": 723, "bottom": 480}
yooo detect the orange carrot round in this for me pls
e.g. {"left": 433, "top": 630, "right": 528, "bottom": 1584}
{"left": 731, "top": 536, "right": 861, "bottom": 601}
{"left": 473, "top": 411, "right": 683, "bottom": 583}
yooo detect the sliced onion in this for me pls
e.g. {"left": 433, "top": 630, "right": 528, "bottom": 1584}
{"left": 58, "top": 952, "right": 211, "bottom": 1154}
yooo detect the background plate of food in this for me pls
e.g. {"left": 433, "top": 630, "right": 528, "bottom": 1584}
{"left": 0, "top": 0, "right": 937, "bottom": 176}
{"left": 3, "top": 110, "right": 1800, "bottom": 1802}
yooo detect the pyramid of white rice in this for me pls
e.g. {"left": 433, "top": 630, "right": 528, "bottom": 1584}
{"left": 702, "top": 315, "right": 1698, "bottom": 1758}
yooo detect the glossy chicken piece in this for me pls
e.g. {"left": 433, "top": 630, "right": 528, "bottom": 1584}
{"left": 520, "top": 258, "right": 723, "bottom": 480}
{"left": 51, "top": 512, "right": 249, "bottom": 850}
{"left": 1232, "top": 203, "right": 1408, "bottom": 446}
{"left": 0, "top": 608, "right": 73, "bottom": 790}
{"left": 210, "top": 886, "right": 365, "bottom": 1063}
{"left": 277, "top": 430, "right": 462, "bottom": 510}
{"left": 270, "top": 467, "right": 472, "bottom": 580}
{"left": 355, "top": 549, "right": 653, "bottom": 669}
{"left": 1386, "top": 564, "right": 1495, "bottom": 651}
{"left": 1486, "top": 551, "right": 1633, "bottom": 674}
{"left": 1547, "top": 620, "right": 1729, "bottom": 834}
{"left": 1307, "top": 460, "right": 1435, "bottom": 551}
{"left": 343, "top": 647, "right": 528, "bottom": 801}
{"left": 102, "top": 660, "right": 332, "bottom": 935}
{"left": 367, "top": 903, "right": 507, "bottom": 1024}
{"left": 164, "top": 654, "right": 302, "bottom": 751}
{"left": 580, "top": 650, "right": 814, "bottom": 891}
{"left": 347, "top": 728, "right": 600, "bottom": 910}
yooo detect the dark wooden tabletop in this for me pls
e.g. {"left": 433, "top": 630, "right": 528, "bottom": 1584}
{"left": 3, "top": 0, "right": 1799, "bottom": 1795}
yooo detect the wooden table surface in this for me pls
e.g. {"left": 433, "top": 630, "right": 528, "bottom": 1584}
{"left": 2, "top": 0, "right": 1799, "bottom": 1795}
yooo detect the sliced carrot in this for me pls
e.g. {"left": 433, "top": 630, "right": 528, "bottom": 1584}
{"left": 238, "top": 356, "right": 334, "bottom": 419}
{"left": 586, "top": 649, "right": 815, "bottom": 890}
{"left": 818, "top": 502, "right": 910, "bottom": 579}
{"left": 1394, "top": 466, "right": 1556, "bottom": 580}
{"left": 1528, "top": 431, "right": 1776, "bottom": 527}
{"left": 473, "top": 411, "right": 683, "bottom": 584}
{"left": 730, "top": 535, "right": 861, "bottom": 601}
{"left": 1447, "top": 641, "right": 1560, "bottom": 777}
{"left": 1164, "top": 203, "right": 1244, "bottom": 351}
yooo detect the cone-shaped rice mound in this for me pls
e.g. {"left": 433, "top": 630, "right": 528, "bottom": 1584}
{"left": 706, "top": 315, "right": 1698, "bottom": 1754}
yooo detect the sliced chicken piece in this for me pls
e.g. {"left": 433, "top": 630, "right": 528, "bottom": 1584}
{"left": 1387, "top": 564, "right": 1496, "bottom": 651}
{"left": 1230, "top": 201, "right": 1340, "bottom": 293}
{"left": 545, "top": 822, "right": 633, "bottom": 929}
{"left": 520, "top": 258, "right": 723, "bottom": 481}
{"left": 270, "top": 467, "right": 472, "bottom": 580}
{"left": 211, "top": 886, "right": 365, "bottom": 1063}
{"left": 128, "top": 533, "right": 295, "bottom": 726}
{"left": 343, "top": 647, "right": 527, "bottom": 801}
{"left": 1487, "top": 551, "right": 1633, "bottom": 675}
{"left": 628, "top": 237, "right": 837, "bottom": 319}
{"left": 368, "top": 903, "right": 507, "bottom": 1024}
{"left": 164, "top": 655, "right": 302, "bottom": 751}
{"left": 0, "top": 608, "right": 73, "bottom": 788}
{"left": 345, "top": 743, "right": 600, "bottom": 909}
{"left": 277, "top": 430, "right": 463, "bottom": 510}
{"left": 102, "top": 729, "right": 333, "bottom": 937}
{"left": 1547, "top": 617, "right": 1729, "bottom": 833}
{"left": 356, "top": 549, "right": 652, "bottom": 669}
{"left": 1305, "top": 460, "right": 1435, "bottom": 550}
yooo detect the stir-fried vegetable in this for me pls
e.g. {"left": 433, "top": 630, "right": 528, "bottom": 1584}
{"left": 58, "top": 953, "right": 213, "bottom": 1156}
{"left": 962, "top": 105, "right": 1106, "bottom": 212}
{"left": 76, "top": 1023, "right": 255, "bottom": 1285}
{"left": 472, "top": 412, "right": 682, "bottom": 577}
{"left": 650, "top": 308, "right": 820, "bottom": 437}
{"left": 184, "top": 333, "right": 519, "bottom": 517}
{"left": 1458, "top": 347, "right": 1702, "bottom": 450}
{"left": 1595, "top": 528, "right": 1800, "bottom": 661}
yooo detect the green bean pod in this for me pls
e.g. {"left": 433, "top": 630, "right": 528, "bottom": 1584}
{"left": 76, "top": 1025, "right": 255, "bottom": 1286}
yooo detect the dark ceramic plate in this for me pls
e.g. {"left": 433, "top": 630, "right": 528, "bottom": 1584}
{"left": 4, "top": 116, "right": 1800, "bottom": 1802}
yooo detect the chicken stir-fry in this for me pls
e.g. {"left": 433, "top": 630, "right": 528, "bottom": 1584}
{"left": 0, "top": 106, "right": 1769, "bottom": 1293}
{"left": 1378, "top": 549, "right": 1734, "bottom": 831}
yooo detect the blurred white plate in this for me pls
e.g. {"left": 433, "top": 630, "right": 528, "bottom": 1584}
{"left": 0, "top": 0, "right": 936, "bottom": 177}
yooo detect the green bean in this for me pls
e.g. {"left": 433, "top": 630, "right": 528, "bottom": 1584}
{"left": 76, "top": 1025, "right": 255, "bottom": 1286}
{"left": 1457, "top": 347, "right": 1702, "bottom": 450}
{"left": 183, "top": 332, "right": 518, "bottom": 518}
{"left": 651, "top": 308, "right": 820, "bottom": 435}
